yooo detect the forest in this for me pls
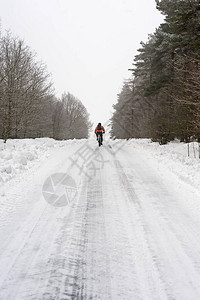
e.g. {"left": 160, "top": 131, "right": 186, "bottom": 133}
{"left": 1, "top": 0, "right": 200, "bottom": 145}
{"left": 111, "top": 0, "right": 200, "bottom": 145}
{"left": 0, "top": 31, "right": 91, "bottom": 142}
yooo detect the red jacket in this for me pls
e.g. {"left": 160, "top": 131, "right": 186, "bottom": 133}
{"left": 95, "top": 125, "right": 105, "bottom": 134}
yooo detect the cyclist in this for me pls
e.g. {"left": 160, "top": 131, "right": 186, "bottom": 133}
{"left": 94, "top": 123, "right": 105, "bottom": 145}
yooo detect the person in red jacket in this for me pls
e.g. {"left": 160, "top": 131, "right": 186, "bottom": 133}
{"left": 94, "top": 123, "right": 105, "bottom": 144}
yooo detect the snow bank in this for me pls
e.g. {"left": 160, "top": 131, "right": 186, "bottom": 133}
{"left": 1, "top": 137, "right": 199, "bottom": 193}
{"left": 0, "top": 138, "right": 84, "bottom": 184}
{"left": 128, "top": 139, "right": 200, "bottom": 191}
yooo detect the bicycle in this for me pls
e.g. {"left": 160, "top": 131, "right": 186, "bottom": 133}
{"left": 97, "top": 133, "right": 103, "bottom": 147}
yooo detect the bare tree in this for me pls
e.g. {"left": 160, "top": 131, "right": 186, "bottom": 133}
{"left": 0, "top": 32, "right": 53, "bottom": 141}
{"left": 51, "top": 92, "right": 91, "bottom": 140}
{"left": 0, "top": 30, "right": 91, "bottom": 142}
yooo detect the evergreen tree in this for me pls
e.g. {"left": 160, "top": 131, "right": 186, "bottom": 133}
{"left": 111, "top": 0, "right": 200, "bottom": 145}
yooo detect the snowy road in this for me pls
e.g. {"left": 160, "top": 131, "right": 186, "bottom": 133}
{"left": 0, "top": 139, "right": 200, "bottom": 300}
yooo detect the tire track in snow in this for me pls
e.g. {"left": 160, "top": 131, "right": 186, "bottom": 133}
{"left": 76, "top": 169, "right": 112, "bottom": 300}
{"left": 113, "top": 148, "right": 200, "bottom": 300}
{"left": 0, "top": 204, "right": 69, "bottom": 300}
{"left": 41, "top": 164, "right": 112, "bottom": 300}
{"left": 0, "top": 202, "right": 48, "bottom": 294}
{"left": 40, "top": 188, "right": 87, "bottom": 300}
{"left": 113, "top": 158, "right": 177, "bottom": 300}
{"left": 0, "top": 145, "right": 82, "bottom": 300}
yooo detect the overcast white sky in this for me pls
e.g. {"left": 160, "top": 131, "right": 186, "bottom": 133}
{"left": 0, "top": 0, "right": 164, "bottom": 125}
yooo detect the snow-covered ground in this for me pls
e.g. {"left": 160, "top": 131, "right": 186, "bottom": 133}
{"left": 0, "top": 138, "right": 200, "bottom": 300}
{"left": 126, "top": 139, "right": 200, "bottom": 191}
{"left": 0, "top": 138, "right": 85, "bottom": 184}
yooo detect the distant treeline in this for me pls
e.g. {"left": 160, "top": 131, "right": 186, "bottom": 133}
{"left": 111, "top": 0, "right": 200, "bottom": 144}
{"left": 0, "top": 30, "right": 91, "bottom": 142}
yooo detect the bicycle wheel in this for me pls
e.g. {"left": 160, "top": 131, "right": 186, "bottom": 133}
{"left": 98, "top": 135, "right": 101, "bottom": 147}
